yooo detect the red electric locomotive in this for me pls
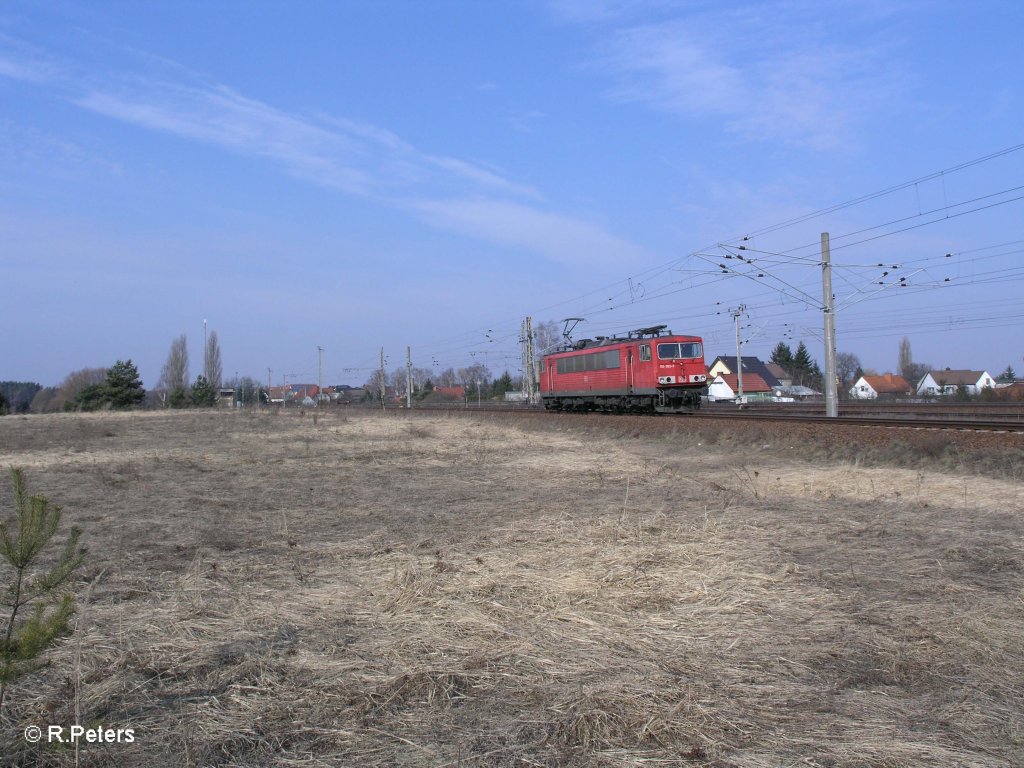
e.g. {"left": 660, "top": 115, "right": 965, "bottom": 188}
{"left": 540, "top": 325, "right": 708, "bottom": 413}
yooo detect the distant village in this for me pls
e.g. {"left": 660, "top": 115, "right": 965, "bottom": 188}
{"left": 240, "top": 355, "right": 1021, "bottom": 408}
{"left": 3, "top": 347, "right": 1021, "bottom": 416}
{"left": 702, "top": 356, "right": 1020, "bottom": 403}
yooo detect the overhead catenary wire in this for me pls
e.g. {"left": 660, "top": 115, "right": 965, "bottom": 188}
{"left": 308, "top": 142, "right": 1024, "bottom": 382}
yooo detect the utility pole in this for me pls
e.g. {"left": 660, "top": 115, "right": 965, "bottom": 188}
{"left": 267, "top": 368, "right": 272, "bottom": 407}
{"left": 522, "top": 316, "right": 537, "bottom": 405}
{"left": 317, "top": 346, "right": 324, "bottom": 407}
{"left": 379, "top": 347, "right": 386, "bottom": 410}
{"left": 203, "top": 319, "right": 208, "bottom": 382}
{"left": 732, "top": 304, "right": 746, "bottom": 404}
{"left": 406, "top": 346, "right": 413, "bottom": 409}
{"left": 821, "top": 232, "right": 839, "bottom": 417}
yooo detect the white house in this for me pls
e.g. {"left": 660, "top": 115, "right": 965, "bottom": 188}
{"left": 916, "top": 370, "right": 995, "bottom": 397}
{"left": 849, "top": 373, "right": 913, "bottom": 400}
{"left": 707, "top": 373, "right": 773, "bottom": 402}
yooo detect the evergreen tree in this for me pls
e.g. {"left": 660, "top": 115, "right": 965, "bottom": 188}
{"left": 998, "top": 365, "right": 1017, "bottom": 382}
{"left": 68, "top": 383, "right": 108, "bottom": 412}
{"left": 491, "top": 371, "right": 514, "bottom": 398}
{"left": 0, "top": 391, "right": 7, "bottom": 416}
{"left": 190, "top": 375, "right": 216, "bottom": 407}
{"left": 770, "top": 342, "right": 794, "bottom": 370}
{"left": 792, "top": 341, "right": 813, "bottom": 371}
{"left": 0, "top": 468, "right": 86, "bottom": 713}
{"left": 105, "top": 360, "right": 146, "bottom": 409}
{"left": 168, "top": 386, "right": 189, "bottom": 409}
{"left": 0, "top": 382, "right": 43, "bottom": 415}
{"left": 790, "top": 342, "right": 822, "bottom": 387}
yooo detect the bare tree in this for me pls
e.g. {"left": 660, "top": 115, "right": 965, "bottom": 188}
{"left": 897, "top": 338, "right": 931, "bottom": 389}
{"left": 458, "top": 363, "right": 492, "bottom": 391}
{"left": 45, "top": 368, "right": 108, "bottom": 412}
{"left": 388, "top": 367, "right": 408, "bottom": 393}
{"left": 158, "top": 335, "right": 190, "bottom": 404}
{"left": 364, "top": 369, "right": 385, "bottom": 397}
{"left": 435, "top": 368, "right": 459, "bottom": 388}
{"left": 534, "top": 320, "right": 562, "bottom": 355}
{"left": 29, "top": 387, "right": 59, "bottom": 414}
{"left": 411, "top": 367, "right": 433, "bottom": 390}
{"left": 384, "top": 366, "right": 434, "bottom": 397}
{"left": 205, "top": 330, "right": 223, "bottom": 391}
{"left": 836, "top": 352, "right": 862, "bottom": 393}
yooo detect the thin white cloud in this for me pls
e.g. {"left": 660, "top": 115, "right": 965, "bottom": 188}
{"left": 76, "top": 85, "right": 379, "bottom": 195}
{"left": 0, "top": 33, "right": 63, "bottom": 84}
{"left": 575, "top": 3, "right": 906, "bottom": 149}
{"left": 1, "top": 36, "right": 642, "bottom": 267}
{"left": 413, "top": 197, "right": 645, "bottom": 268}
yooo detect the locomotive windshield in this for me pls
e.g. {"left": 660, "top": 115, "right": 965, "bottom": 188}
{"left": 657, "top": 342, "right": 703, "bottom": 360}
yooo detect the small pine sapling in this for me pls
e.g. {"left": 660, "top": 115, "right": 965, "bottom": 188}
{"left": 0, "top": 467, "right": 86, "bottom": 713}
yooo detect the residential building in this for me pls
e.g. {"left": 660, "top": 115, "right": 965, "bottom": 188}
{"left": 916, "top": 369, "right": 996, "bottom": 397}
{"left": 434, "top": 386, "right": 466, "bottom": 400}
{"left": 765, "top": 362, "right": 793, "bottom": 387}
{"left": 707, "top": 373, "right": 773, "bottom": 402}
{"left": 849, "top": 373, "right": 913, "bottom": 399}
{"left": 708, "top": 356, "right": 782, "bottom": 388}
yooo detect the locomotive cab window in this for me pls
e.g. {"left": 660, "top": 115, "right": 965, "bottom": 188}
{"left": 639, "top": 344, "right": 651, "bottom": 361}
{"left": 657, "top": 342, "right": 703, "bottom": 360}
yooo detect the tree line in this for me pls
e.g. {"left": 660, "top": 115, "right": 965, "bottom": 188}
{"left": 5, "top": 324, "right": 1019, "bottom": 415}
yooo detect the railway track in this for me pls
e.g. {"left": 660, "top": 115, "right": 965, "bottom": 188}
{"left": 707, "top": 401, "right": 1024, "bottom": 420}
{"left": 691, "top": 410, "right": 1024, "bottom": 433}
{"left": 406, "top": 402, "right": 1024, "bottom": 432}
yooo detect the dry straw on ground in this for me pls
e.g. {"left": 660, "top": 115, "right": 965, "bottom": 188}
{"left": 0, "top": 408, "right": 1021, "bottom": 766}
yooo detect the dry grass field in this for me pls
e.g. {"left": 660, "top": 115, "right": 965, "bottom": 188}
{"left": 0, "top": 408, "right": 1022, "bottom": 767}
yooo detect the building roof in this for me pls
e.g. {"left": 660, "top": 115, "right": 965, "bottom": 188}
{"left": 434, "top": 386, "right": 465, "bottom": 398}
{"left": 714, "top": 373, "right": 772, "bottom": 393}
{"left": 862, "top": 373, "right": 912, "bottom": 394}
{"left": 924, "top": 370, "right": 988, "bottom": 386}
{"left": 765, "top": 362, "right": 791, "bottom": 382}
{"left": 775, "top": 384, "right": 820, "bottom": 396}
{"left": 710, "top": 356, "right": 782, "bottom": 387}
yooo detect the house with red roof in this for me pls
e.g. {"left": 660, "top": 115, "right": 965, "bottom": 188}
{"left": 707, "top": 372, "right": 773, "bottom": 402}
{"left": 433, "top": 386, "right": 466, "bottom": 400}
{"left": 849, "top": 373, "right": 913, "bottom": 399}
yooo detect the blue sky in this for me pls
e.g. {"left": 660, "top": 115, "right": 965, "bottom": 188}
{"left": 3, "top": 0, "right": 1023, "bottom": 388}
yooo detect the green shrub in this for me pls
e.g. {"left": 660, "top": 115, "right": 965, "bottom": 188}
{"left": 0, "top": 468, "right": 86, "bottom": 713}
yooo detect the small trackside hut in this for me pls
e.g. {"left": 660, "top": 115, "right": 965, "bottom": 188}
{"left": 540, "top": 325, "right": 708, "bottom": 413}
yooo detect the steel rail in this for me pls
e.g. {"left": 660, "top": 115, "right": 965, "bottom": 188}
{"left": 406, "top": 402, "right": 1024, "bottom": 432}
{"left": 690, "top": 411, "right": 1024, "bottom": 432}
